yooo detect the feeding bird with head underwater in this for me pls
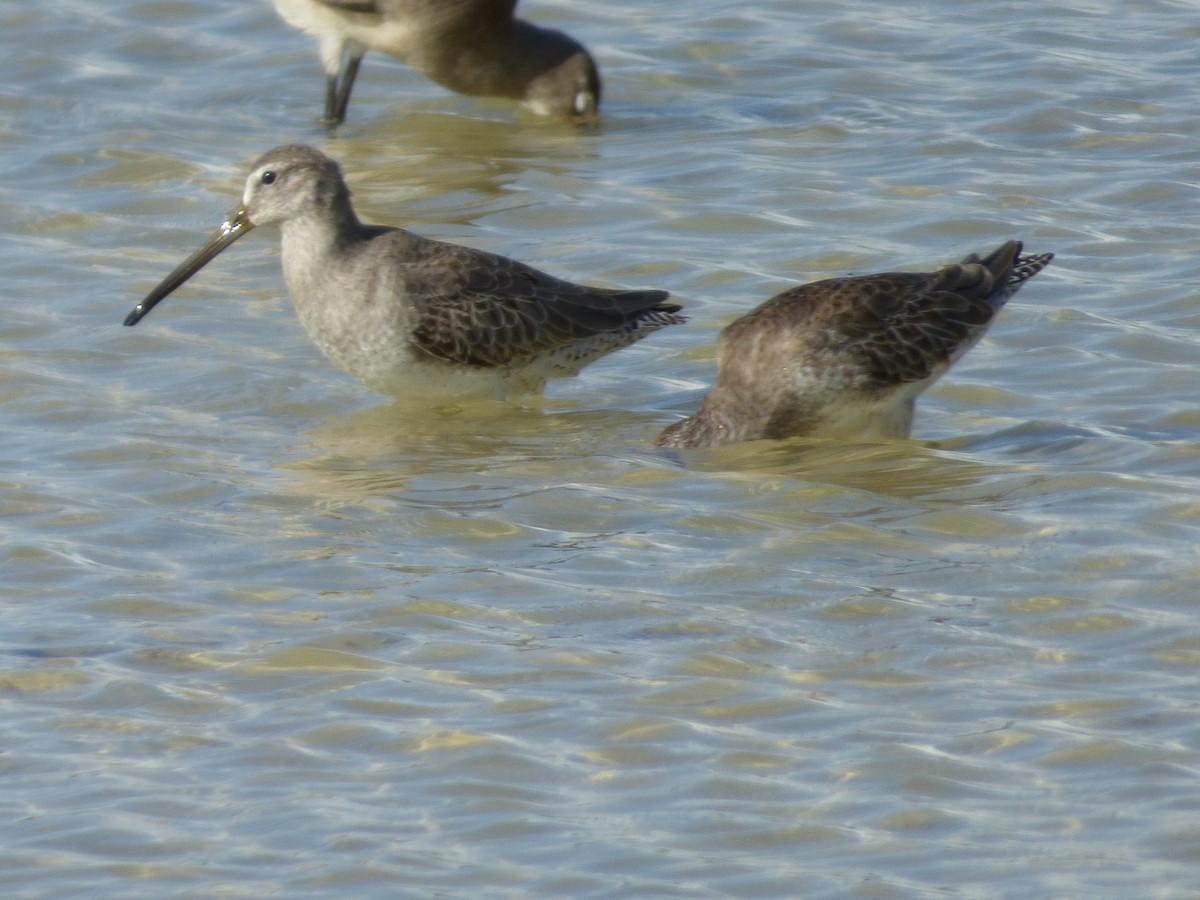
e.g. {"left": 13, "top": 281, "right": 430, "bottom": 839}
{"left": 655, "top": 240, "right": 1053, "bottom": 449}
{"left": 269, "top": 0, "right": 602, "bottom": 123}
{"left": 124, "top": 144, "right": 684, "bottom": 400}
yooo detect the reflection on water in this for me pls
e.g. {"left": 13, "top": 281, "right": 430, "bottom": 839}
{"left": 2, "top": 0, "right": 1200, "bottom": 895}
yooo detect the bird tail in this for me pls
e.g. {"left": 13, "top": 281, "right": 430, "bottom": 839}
{"left": 962, "top": 240, "right": 1053, "bottom": 292}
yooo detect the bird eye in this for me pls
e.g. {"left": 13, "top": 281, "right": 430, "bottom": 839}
{"left": 261, "top": 171, "right": 277, "bottom": 185}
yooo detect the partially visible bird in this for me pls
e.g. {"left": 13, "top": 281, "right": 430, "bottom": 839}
{"left": 270, "top": 0, "right": 601, "bottom": 123}
{"left": 655, "top": 241, "right": 1053, "bottom": 448}
{"left": 124, "top": 145, "right": 682, "bottom": 400}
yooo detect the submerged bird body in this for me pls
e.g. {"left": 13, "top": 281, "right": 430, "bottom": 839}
{"left": 270, "top": 0, "right": 601, "bottom": 122}
{"left": 655, "top": 241, "right": 1052, "bottom": 448}
{"left": 124, "top": 145, "right": 682, "bottom": 399}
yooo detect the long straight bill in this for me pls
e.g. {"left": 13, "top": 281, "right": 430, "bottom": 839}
{"left": 123, "top": 208, "right": 254, "bottom": 326}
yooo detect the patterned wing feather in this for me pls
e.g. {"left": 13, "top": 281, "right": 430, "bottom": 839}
{"left": 722, "top": 241, "right": 1038, "bottom": 392}
{"left": 401, "top": 238, "right": 678, "bottom": 368}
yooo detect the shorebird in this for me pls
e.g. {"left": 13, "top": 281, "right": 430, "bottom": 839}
{"left": 270, "top": 0, "right": 602, "bottom": 123}
{"left": 655, "top": 241, "right": 1052, "bottom": 449}
{"left": 124, "top": 144, "right": 683, "bottom": 399}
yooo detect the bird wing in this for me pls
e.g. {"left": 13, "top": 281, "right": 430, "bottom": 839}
{"left": 313, "top": 0, "right": 380, "bottom": 13}
{"left": 396, "top": 238, "right": 675, "bottom": 368}
{"left": 722, "top": 268, "right": 1000, "bottom": 390}
{"left": 311, "top": 1, "right": 518, "bottom": 29}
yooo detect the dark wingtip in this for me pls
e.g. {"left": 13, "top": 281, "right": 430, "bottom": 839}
{"left": 123, "top": 306, "right": 145, "bottom": 326}
{"left": 648, "top": 291, "right": 685, "bottom": 322}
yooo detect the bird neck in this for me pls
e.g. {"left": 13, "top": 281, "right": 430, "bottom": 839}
{"left": 281, "top": 189, "right": 363, "bottom": 257}
{"left": 658, "top": 402, "right": 744, "bottom": 449}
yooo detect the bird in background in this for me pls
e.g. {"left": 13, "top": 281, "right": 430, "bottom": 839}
{"left": 124, "top": 145, "right": 682, "bottom": 400}
{"left": 270, "top": 0, "right": 601, "bottom": 123}
{"left": 655, "top": 241, "right": 1053, "bottom": 449}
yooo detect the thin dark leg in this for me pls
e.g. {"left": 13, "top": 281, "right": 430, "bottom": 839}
{"left": 323, "top": 74, "right": 340, "bottom": 124}
{"left": 331, "top": 54, "right": 363, "bottom": 124}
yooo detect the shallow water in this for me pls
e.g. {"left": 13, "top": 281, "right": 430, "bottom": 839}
{"left": 3, "top": 0, "right": 1200, "bottom": 895}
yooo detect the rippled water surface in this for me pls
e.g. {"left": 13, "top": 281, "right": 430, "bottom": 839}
{"left": 3, "top": 1, "right": 1200, "bottom": 895}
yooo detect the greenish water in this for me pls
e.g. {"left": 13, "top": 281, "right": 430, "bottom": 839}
{"left": 2, "top": 1, "right": 1199, "bottom": 895}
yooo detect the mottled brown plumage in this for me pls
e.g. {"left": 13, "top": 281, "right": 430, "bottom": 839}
{"left": 271, "top": 0, "right": 601, "bottom": 123}
{"left": 655, "top": 241, "right": 1052, "bottom": 448}
{"left": 125, "top": 145, "right": 682, "bottom": 399}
